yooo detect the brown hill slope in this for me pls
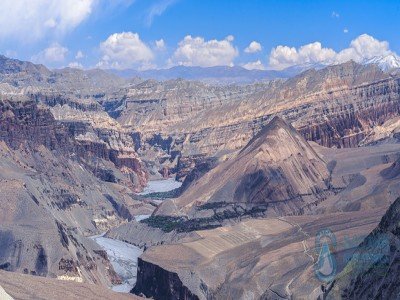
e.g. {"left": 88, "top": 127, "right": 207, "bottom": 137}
{"left": 155, "top": 117, "right": 331, "bottom": 218}
{"left": 0, "top": 270, "right": 141, "bottom": 300}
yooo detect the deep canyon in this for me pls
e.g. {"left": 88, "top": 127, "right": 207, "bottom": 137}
{"left": 2, "top": 55, "right": 400, "bottom": 299}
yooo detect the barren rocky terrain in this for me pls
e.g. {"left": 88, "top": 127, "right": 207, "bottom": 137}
{"left": 129, "top": 133, "right": 400, "bottom": 299}
{"left": 2, "top": 54, "right": 400, "bottom": 299}
{"left": 97, "top": 61, "right": 400, "bottom": 184}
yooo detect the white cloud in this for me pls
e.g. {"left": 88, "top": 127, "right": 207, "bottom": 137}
{"left": 146, "top": 0, "right": 178, "bottom": 26}
{"left": 244, "top": 41, "right": 262, "bottom": 53}
{"left": 0, "top": 0, "right": 95, "bottom": 41}
{"left": 155, "top": 39, "right": 166, "bottom": 50}
{"left": 226, "top": 35, "right": 234, "bottom": 42}
{"left": 97, "top": 32, "right": 154, "bottom": 69}
{"left": 269, "top": 42, "right": 336, "bottom": 70}
{"left": 68, "top": 61, "right": 84, "bottom": 69}
{"left": 331, "top": 11, "right": 340, "bottom": 18}
{"left": 268, "top": 34, "right": 399, "bottom": 70}
{"left": 242, "top": 60, "right": 266, "bottom": 70}
{"left": 75, "top": 50, "right": 84, "bottom": 59}
{"left": 335, "top": 34, "right": 393, "bottom": 64}
{"left": 343, "top": 28, "right": 349, "bottom": 34}
{"left": 32, "top": 43, "right": 68, "bottom": 64}
{"left": 169, "top": 35, "right": 239, "bottom": 67}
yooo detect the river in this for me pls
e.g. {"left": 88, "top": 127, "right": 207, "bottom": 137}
{"left": 91, "top": 234, "right": 143, "bottom": 292}
{"left": 91, "top": 178, "right": 181, "bottom": 293}
{"left": 138, "top": 178, "right": 182, "bottom": 195}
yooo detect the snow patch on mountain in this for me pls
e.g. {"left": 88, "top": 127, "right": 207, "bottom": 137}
{"left": 363, "top": 54, "right": 400, "bottom": 71}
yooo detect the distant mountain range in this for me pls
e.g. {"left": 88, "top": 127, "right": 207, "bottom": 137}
{"left": 107, "top": 65, "right": 310, "bottom": 84}
{"left": 0, "top": 55, "right": 127, "bottom": 91}
{"left": 107, "top": 54, "right": 400, "bottom": 84}
{"left": 1, "top": 53, "right": 399, "bottom": 88}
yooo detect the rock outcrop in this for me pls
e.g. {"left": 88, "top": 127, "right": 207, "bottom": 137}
{"left": 323, "top": 152, "right": 400, "bottom": 299}
{"left": 1, "top": 97, "right": 147, "bottom": 190}
{"left": 133, "top": 258, "right": 199, "bottom": 300}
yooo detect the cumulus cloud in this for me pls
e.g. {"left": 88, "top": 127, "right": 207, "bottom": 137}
{"left": 343, "top": 28, "right": 349, "bottom": 34}
{"left": 0, "top": 0, "right": 95, "bottom": 41}
{"left": 97, "top": 32, "right": 154, "bottom": 70}
{"left": 242, "top": 60, "right": 266, "bottom": 70}
{"left": 335, "top": 34, "right": 394, "bottom": 64}
{"left": 32, "top": 43, "right": 68, "bottom": 64}
{"left": 155, "top": 39, "right": 166, "bottom": 50}
{"left": 268, "top": 34, "right": 399, "bottom": 70}
{"left": 331, "top": 11, "right": 340, "bottom": 18}
{"left": 244, "top": 41, "right": 262, "bottom": 53}
{"left": 169, "top": 35, "right": 239, "bottom": 67}
{"left": 269, "top": 42, "right": 336, "bottom": 70}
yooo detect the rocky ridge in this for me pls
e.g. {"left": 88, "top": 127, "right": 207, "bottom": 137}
{"left": 0, "top": 97, "right": 151, "bottom": 286}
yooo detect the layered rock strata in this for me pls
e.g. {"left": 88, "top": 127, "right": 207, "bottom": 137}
{"left": 0, "top": 98, "right": 150, "bottom": 285}
{"left": 105, "top": 62, "right": 400, "bottom": 178}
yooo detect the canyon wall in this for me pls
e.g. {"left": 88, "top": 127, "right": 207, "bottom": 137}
{"left": 0, "top": 98, "right": 150, "bottom": 285}
{"left": 104, "top": 62, "right": 400, "bottom": 179}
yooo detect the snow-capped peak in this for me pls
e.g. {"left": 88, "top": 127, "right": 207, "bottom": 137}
{"left": 363, "top": 54, "right": 400, "bottom": 71}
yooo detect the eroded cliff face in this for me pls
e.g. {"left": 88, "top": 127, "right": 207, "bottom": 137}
{"left": 297, "top": 75, "right": 400, "bottom": 148}
{"left": 0, "top": 98, "right": 68, "bottom": 150}
{"left": 105, "top": 62, "right": 400, "bottom": 179}
{"left": 30, "top": 93, "right": 148, "bottom": 190}
{"left": 133, "top": 258, "right": 199, "bottom": 300}
{"left": 0, "top": 98, "right": 150, "bottom": 286}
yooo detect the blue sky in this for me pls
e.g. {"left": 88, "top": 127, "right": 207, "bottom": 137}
{"left": 1, "top": 0, "right": 399, "bottom": 70}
